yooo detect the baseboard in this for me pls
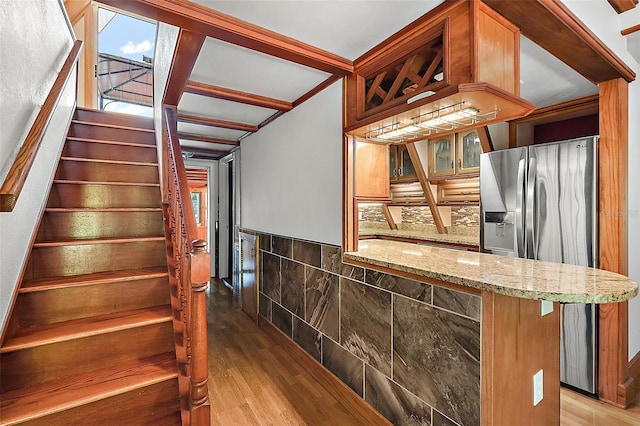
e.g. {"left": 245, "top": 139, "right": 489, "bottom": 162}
{"left": 629, "top": 351, "right": 640, "bottom": 404}
{"left": 258, "top": 315, "right": 390, "bottom": 425}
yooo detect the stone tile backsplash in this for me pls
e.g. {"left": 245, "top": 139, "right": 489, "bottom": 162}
{"left": 255, "top": 231, "right": 481, "bottom": 426}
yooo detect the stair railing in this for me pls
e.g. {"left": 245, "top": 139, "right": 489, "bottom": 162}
{"left": 0, "top": 40, "right": 83, "bottom": 212}
{"left": 161, "top": 105, "right": 211, "bottom": 425}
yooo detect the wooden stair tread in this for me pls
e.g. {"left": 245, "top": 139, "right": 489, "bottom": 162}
{"left": 52, "top": 179, "right": 160, "bottom": 187}
{"left": 33, "top": 236, "right": 164, "bottom": 248}
{"left": 71, "top": 119, "right": 155, "bottom": 133}
{"left": 0, "top": 305, "right": 172, "bottom": 353}
{"left": 60, "top": 156, "right": 158, "bottom": 167}
{"left": 0, "top": 352, "right": 177, "bottom": 425}
{"left": 44, "top": 207, "right": 163, "bottom": 213}
{"left": 20, "top": 266, "right": 168, "bottom": 292}
{"left": 66, "top": 136, "right": 156, "bottom": 149}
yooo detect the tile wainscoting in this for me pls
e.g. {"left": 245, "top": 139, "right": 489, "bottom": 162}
{"left": 252, "top": 231, "right": 481, "bottom": 426}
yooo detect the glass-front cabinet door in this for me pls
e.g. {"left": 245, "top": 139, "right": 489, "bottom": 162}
{"left": 457, "top": 130, "right": 481, "bottom": 174}
{"left": 429, "top": 135, "right": 454, "bottom": 177}
{"left": 390, "top": 145, "right": 417, "bottom": 182}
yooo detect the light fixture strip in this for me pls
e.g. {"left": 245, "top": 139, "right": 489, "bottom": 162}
{"left": 362, "top": 101, "right": 500, "bottom": 144}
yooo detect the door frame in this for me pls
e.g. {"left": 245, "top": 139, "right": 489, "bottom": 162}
{"left": 184, "top": 158, "right": 218, "bottom": 275}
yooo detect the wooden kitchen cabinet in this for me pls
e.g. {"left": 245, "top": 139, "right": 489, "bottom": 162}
{"left": 355, "top": 139, "right": 390, "bottom": 200}
{"left": 390, "top": 144, "right": 417, "bottom": 182}
{"left": 456, "top": 129, "right": 481, "bottom": 174}
{"left": 437, "top": 178, "right": 480, "bottom": 204}
{"left": 428, "top": 130, "right": 481, "bottom": 178}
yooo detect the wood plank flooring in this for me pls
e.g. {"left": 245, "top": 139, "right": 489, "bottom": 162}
{"left": 206, "top": 279, "right": 640, "bottom": 425}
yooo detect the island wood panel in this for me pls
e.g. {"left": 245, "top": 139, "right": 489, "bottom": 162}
{"left": 481, "top": 292, "right": 560, "bottom": 425}
{"left": 598, "top": 78, "right": 633, "bottom": 408}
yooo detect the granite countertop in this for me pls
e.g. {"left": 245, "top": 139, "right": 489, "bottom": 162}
{"left": 344, "top": 240, "right": 638, "bottom": 303}
{"left": 359, "top": 228, "right": 479, "bottom": 247}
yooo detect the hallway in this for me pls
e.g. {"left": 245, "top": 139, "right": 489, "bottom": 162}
{"left": 206, "top": 280, "right": 369, "bottom": 425}
{"left": 206, "top": 280, "right": 640, "bottom": 426}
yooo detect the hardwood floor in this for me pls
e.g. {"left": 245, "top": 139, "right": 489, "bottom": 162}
{"left": 206, "top": 280, "right": 366, "bottom": 425}
{"left": 206, "top": 280, "right": 640, "bottom": 425}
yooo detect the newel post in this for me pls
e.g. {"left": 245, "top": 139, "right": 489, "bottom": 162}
{"left": 189, "top": 239, "right": 210, "bottom": 424}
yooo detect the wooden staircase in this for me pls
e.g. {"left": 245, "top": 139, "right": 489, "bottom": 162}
{"left": 0, "top": 108, "right": 182, "bottom": 425}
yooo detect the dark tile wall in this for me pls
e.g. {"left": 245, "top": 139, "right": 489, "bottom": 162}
{"left": 255, "top": 232, "right": 481, "bottom": 426}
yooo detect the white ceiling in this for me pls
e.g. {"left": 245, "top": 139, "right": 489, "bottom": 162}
{"left": 177, "top": 1, "right": 601, "bottom": 158}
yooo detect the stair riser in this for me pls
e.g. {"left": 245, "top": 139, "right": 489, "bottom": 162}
{"left": 19, "top": 380, "right": 181, "bottom": 426}
{"left": 47, "top": 183, "right": 161, "bottom": 208}
{"left": 26, "top": 240, "right": 167, "bottom": 280}
{"left": 69, "top": 123, "right": 155, "bottom": 145}
{"left": 74, "top": 109, "right": 154, "bottom": 130}
{"left": 55, "top": 160, "right": 160, "bottom": 184}
{"left": 36, "top": 211, "right": 164, "bottom": 241}
{"left": 13, "top": 277, "right": 170, "bottom": 328}
{"left": 62, "top": 140, "right": 157, "bottom": 163}
{"left": 0, "top": 323, "right": 175, "bottom": 392}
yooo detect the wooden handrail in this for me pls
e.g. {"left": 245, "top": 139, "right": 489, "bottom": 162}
{"left": 162, "top": 105, "right": 211, "bottom": 425}
{"left": 0, "top": 40, "right": 83, "bottom": 212}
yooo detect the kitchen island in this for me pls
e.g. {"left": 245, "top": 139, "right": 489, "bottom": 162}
{"left": 343, "top": 240, "right": 638, "bottom": 425}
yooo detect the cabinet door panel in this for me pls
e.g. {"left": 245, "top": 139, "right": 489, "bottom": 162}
{"left": 458, "top": 130, "right": 481, "bottom": 174}
{"left": 429, "top": 135, "right": 455, "bottom": 177}
{"left": 355, "top": 140, "right": 390, "bottom": 199}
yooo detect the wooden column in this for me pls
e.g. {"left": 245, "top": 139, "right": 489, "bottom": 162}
{"left": 481, "top": 293, "right": 560, "bottom": 425}
{"left": 598, "top": 78, "right": 633, "bottom": 407}
{"left": 189, "top": 239, "right": 211, "bottom": 423}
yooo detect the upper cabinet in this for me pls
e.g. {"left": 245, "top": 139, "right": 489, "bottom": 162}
{"left": 428, "top": 129, "right": 481, "bottom": 178}
{"left": 344, "top": 0, "right": 535, "bottom": 143}
{"left": 354, "top": 139, "right": 390, "bottom": 200}
{"left": 390, "top": 144, "right": 417, "bottom": 182}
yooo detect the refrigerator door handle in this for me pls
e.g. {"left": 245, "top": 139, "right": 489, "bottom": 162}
{"left": 516, "top": 158, "right": 526, "bottom": 258}
{"left": 526, "top": 157, "right": 537, "bottom": 259}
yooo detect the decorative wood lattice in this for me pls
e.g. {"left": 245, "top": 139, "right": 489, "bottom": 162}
{"left": 364, "top": 41, "right": 444, "bottom": 112}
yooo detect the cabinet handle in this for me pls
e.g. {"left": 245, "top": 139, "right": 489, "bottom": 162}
{"left": 398, "top": 168, "right": 403, "bottom": 176}
{"left": 459, "top": 159, "right": 462, "bottom": 169}
{"left": 451, "top": 160, "right": 454, "bottom": 170}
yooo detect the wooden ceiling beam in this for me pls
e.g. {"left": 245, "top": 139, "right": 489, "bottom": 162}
{"left": 164, "top": 29, "right": 206, "bottom": 105}
{"left": 483, "top": 0, "right": 635, "bottom": 83}
{"left": 97, "top": 0, "right": 353, "bottom": 75}
{"left": 185, "top": 81, "right": 292, "bottom": 111}
{"left": 181, "top": 146, "right": 230, "bottom": 158}
{"left": 258, "top": 74, "right": 343, "bottom": 129}
{"left": 177, "top": 113, "right": 258, "bottom": 133}
{"left": 510, "top": 94, "right": 599, "bottom": 125}
{"left": 178, "top": 132, "right": 239, "bottom": 146}
{"left": 622, "top": 24, "right": 640, "bottom": 36}
{"left": 607, "top": 0, "right": 638, "bottom": 14}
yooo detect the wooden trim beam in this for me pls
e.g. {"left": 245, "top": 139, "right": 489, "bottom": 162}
{"left": 258, "top": 74, "right": 342, "bottom": 129}
{"left": 180, "top": 146, "right": 229, "bottom": 158}
{"left": 482, "top": 0, "right": 635, "bottom": 83}
{"left": 177, "top": 113, "right": 258, "bottom": 133}
{"left": 97, "top": 0, "right": 353, "bottom": 76}
{"left": 381, "top": 205, "right": 398, "bottom": 230}
{"left": 184, "top": 81, "right": 292, "bottom": 111}
{"left": 178, "top": 132, "right": 239, "bottom": 146}
{"left": 511, "top": 95, "right": 599, "bottom": 125}
{"left": 608, "top": 0, "right": 638, "bottom": 14}
{"left": 163, "top": 29, "right": 206, "bottom": 106}
{"left": 0, "top": 40, "right": 83, "bottom": 212}
{"left": 64, "top": 0, "right": 92, "bottom": 24}
{"left": 477, "top": 126, "right": 494, "bottom": 152}
{"left": 598, "top": 78, "right": 633, "bottom": 408}
{"left": 622, "top": 24, "right": 640, "bottom": 36}
{"left": 404, "top": 143, "right": 446, "bottom": 234}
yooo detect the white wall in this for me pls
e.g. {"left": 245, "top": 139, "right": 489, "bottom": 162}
{"left": 240, "top": 81, "right": 343, "bottom": 246}
{"left": 0, "top": 0, "right": 76, "bottom": 333}
{"left": 562, "top": 0, "right": 640, "bottom": 361}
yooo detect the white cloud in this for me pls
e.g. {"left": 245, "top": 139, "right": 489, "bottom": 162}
{"left": 119, "top": 40, "right": 153, "bottom": 55}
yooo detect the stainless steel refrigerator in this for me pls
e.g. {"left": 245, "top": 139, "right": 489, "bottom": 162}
{"left": 480, "top": 136, "right": 598, "bottom": 395}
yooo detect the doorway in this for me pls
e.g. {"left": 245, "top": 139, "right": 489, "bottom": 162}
{"left": 184, "top": 160, "right": 218, "bottom": 275}
{"left": 218, "top": 153, "right": 238, "bottom": 293}
{"left": 96, "top": 8, "right": 155, "bottom": 116}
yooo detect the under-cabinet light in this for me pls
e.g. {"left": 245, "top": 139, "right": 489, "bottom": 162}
{"left": 414, "top": 102, "right": 480, "bottom": 131}
{"left": 407, "top": 90, "right": 437, "bottom": 104}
